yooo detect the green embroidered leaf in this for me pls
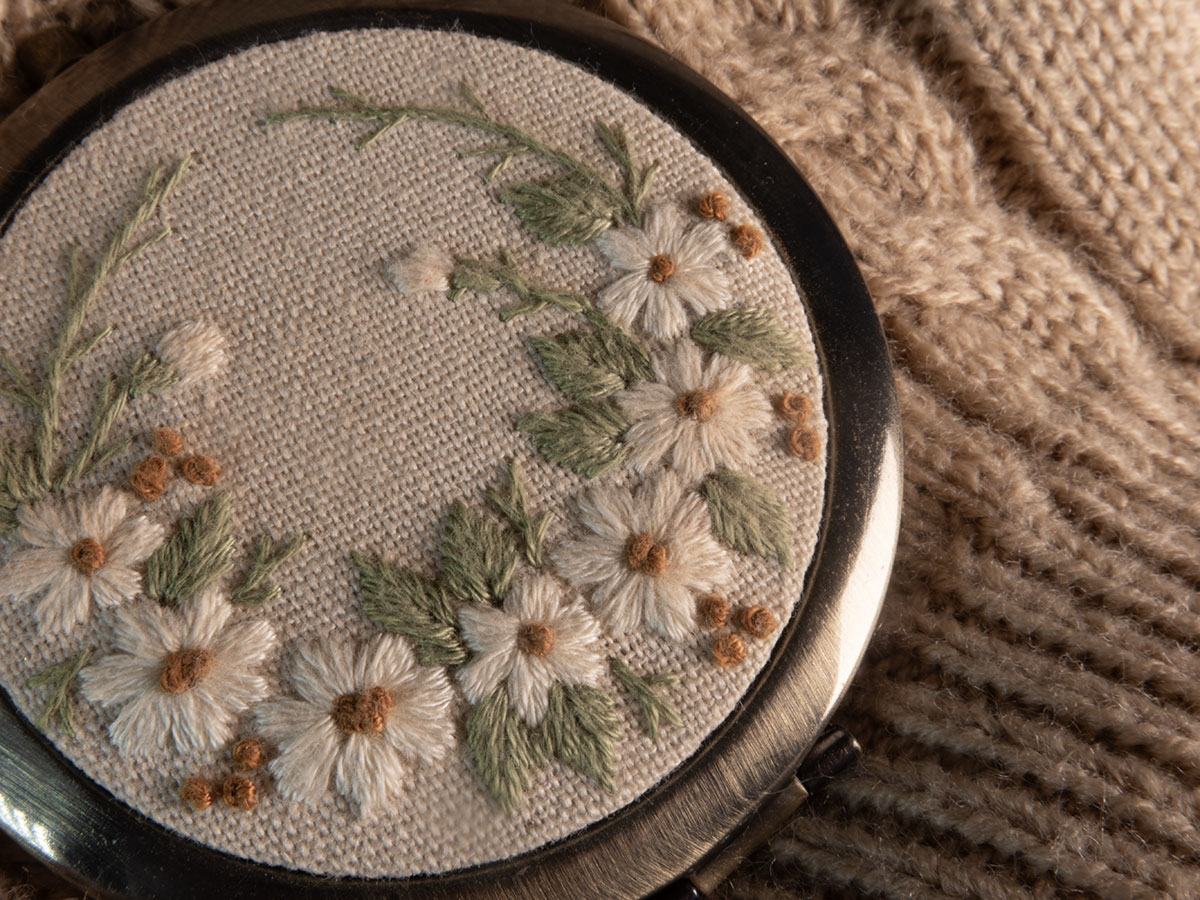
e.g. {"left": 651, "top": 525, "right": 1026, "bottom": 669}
{"left": 517, "top": 402, "right": 629, "bottom": 478}
{"left": 28, "top": 649, "right": 91, "bottom": 738}
{"left": 594, "top": 121, "right": 657, "bottom": 223}
{"left": 465, "top": 687, "right": 545, "bottom": 812}
{"left": 610, "top": 658, "right": 682, "bottom": 741}
{"left": 231, "top": 533, "right": 308, "bottom": 608}
{"left": 145, "top": 493, "right": 237, "bottom": 607}
{"left": 700, "top": 469, "right": 795, "bottom": 567}
{"left": 353, "top": 552, "right": 467, "bottom": 666}
{"left": 691, "top": 308, "right": 813, "bottom": 372}
{"left": 538, "top": 683, "right": 620, "bottom": 790}
{"left": 530, "top": 326, "right": 653, "bottom": 401}
{"left": 500, "top": 174, "right": 624, "bottom": 247}
{"left": 486, "top": 460, "right": 554, "bottom": 568}
{"left": 440, "top": 501, "right": 519, "bottom": 605}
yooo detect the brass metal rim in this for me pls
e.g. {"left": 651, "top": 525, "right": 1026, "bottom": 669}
{"left": 0, "top": 3, "right": 902, "bottom": 897}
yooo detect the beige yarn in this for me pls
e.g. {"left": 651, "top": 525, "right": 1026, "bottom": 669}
{"left": 4, "top": 0, "right": 1200, "bottom": 897}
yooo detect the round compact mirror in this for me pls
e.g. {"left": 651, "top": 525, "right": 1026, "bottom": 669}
{"left": 0, "top": 3, "right": 899, "bottom": 897}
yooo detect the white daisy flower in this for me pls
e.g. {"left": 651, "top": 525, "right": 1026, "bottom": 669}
{"left": 618, "top": 340, "right": 773, "bottom": 481}
{"left": 254, "top": 634, "right": 454, "bottom": 816}
{"left": 155, "top": 321, "right": 227, "bottom": 387}
{"left": 552, "top": 471, "right": 733, "bottom": 642}
{"left": 0, "top": 486, "right": 164, "bottom": 634}
{"left": 80, "top": 587, "right": 275, "bottom": 756}
{"left": 457, "top": 576, "right": 606, "bottom": 728}
{"left": 595, "top": 204, "right": 730, "bottom": 342}
{"left": 384, "top": 245, "right": 453, "bottom": 295}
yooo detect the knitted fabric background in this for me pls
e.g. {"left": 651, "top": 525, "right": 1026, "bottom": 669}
{"left": 2, "top": 0, "right": 1200, "bottom": 898}
{"left": 0, "top": 23, "right": 826, "bottom": 879}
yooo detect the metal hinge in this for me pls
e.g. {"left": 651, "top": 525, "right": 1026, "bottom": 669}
{"left": 648, "top": 726, "right": 862, "bottom": 900}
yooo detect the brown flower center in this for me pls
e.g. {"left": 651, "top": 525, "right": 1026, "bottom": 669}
{"left": 68, "top": 538, "right": 107, "bottom": 575}
{"left": 625, "top": 532, "right": 669, "bottom": 576}
{"left": 675, "top": 389, "right": 717, "bottom": 422}
{"left": 517, "top": 623, "right": 555, "bottom": 658}
{"left": 159, "top": 648, "right": 215, "bottom": 694}
{"left": 332, "top": 686, "right": 394, "bottom": 735}
{"left": 648, "top": 254, "right": 676, "bottom": 283}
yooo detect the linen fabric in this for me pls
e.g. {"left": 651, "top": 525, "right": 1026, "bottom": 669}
{"left": 0, "top": 26, "right": 825, "bottom": 876}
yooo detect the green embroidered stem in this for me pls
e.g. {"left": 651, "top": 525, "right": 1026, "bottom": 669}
{"left": 691, "top": 308, "right": 813, "bottom": 372}
{"left": 610, "top": 658, "right": 682, "bottom": 741}
{"left": 51, "top": 350, "right": 174, "bottom": 494}
{"left": 517, "top": 402, "right": 630, "bottom": 478}
{"left": 700, "top": 469, "right": 795, "bottom": 567}
{"left": 440, "top": 501, "right": 519, "bottom": 606}
{"left": 538, "top": 683, "right": 620, "bottom": 791}
{"left": 269, "top": 85, "right": 653, "bottom": 243}
{"left": 231, "top": 533, "right": 308, "bottom": 607}
{"left": 486, "top": 459, "right": 554, "bottom": 568}
{"left": 29, "top": 156, "right": 192, "bottom": 492}
{"left": 465, "top": 687, "right": 545, "bottom": 812}
{"left": 28, "top": 649, "right": 91, "bottom": 738}
{"left": 0, "top": 350, "right": 38, "bottom": 409}
{"left": 353, "top": 552, "right": 467, "bottom": 666}
{"left": 146, "top": 493, "right": 237, "bottom": 607}
{"left": 450, "top": 252, "right": 593, "bottom": 321}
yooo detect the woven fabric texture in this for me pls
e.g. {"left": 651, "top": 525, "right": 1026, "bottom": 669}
{"left": 3, "top": 0, "right": 1200, "bottom": 897}
{"left": 0, "top": 25, "right": 824, "bottom": 879}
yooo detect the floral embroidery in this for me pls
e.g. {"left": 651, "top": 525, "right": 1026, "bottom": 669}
{"left": 1, "top": 80, "right": 822, "bottom": 826}
{"left": 617, "top": 340, "right": 773, "bottom": 481}
{"left": 0, "top": 486, "right": 163, "bottom": 633}
{"left": 457, "top": 575, "right": 605, "bottom": 728}
{"left": 81, "top": 587, "right": 276, "bottom": 756}
{"left": 552, "top": 471, "right": 733, "bottom": 642}
{"left": 385, "top": 245, "right": 454, "bottom": 295}
{"left": 254, "top": 634, "right": 455, "bottom": 815}
{"left": 268, "top": 82, "right": 822, "bottom": 812}
{"left": 594, "top": 205, "right": 730, "bottom": 341}
{"left": 155, "top": 322, "right": 228, "bottom": 388}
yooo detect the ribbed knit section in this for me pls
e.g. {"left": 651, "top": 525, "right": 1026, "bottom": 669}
{"left": 3, "top": 0, "right": 1200, "bottom": 897}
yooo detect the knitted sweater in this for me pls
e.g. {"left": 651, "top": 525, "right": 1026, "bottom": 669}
{"left": 2, "top": 1, "right": 1199, "bottom": 898}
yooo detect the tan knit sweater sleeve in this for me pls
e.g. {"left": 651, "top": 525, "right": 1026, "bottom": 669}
{"left": 600, "top": 0, "right": 1200, "bottom": 898}
{"left": 2, "top": 1, "right": 1200, "bottom": 898}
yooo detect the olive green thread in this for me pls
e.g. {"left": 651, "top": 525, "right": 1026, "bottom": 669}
{"left": 517, "top": 402, "right": 630, "bottom": 478}
{"left": 230, "top": 533, "right": 308, "bottom": 607}
{"left": 700, "top": 469, "right": 795, "bottom": 567}
{"left": 465, "top": 686, "right": 545, "bottom": 812}
{"left": 537, "top": 682, "right": 620, "bottom": 791}
{"left": 0, "top": 158, "right": 192, "bottom": 532}
{"left": 530, "top": 327, "right": 653, "bottom": 402}
{"left": 486, "top": 460, "right": 554, "bottom": 568}
{"left": 450, "top": 252, "right": 595, "bottom": 322}
{"left": 352, "top": 552, "right": 467, "bottom": 666}
{"left": 440, "top": 501, "right": 520, "bottom": 606}
{"left": 610, "top": 658, "right": 682, "bottom": 741}
{"left": 691, "top": 308, "right": 813, "bottom": 372}
{"left": 269, "top": 84, "right": 654, "bottom": 243}
{"left": 30, "top": 156, "right": 192, "bottom": 489}
{"left": 145, "top": 493, "right": 236, "bottom": 607}
{"left": 27, "top": 649, "right": 91, "bottom": 738}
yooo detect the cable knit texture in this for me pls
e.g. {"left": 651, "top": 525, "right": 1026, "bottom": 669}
{"left": 2, "top": 0, "right": 1200, "bottom": 897}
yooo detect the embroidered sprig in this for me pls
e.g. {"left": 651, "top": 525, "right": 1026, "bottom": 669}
{"left": 0, "top": 158, "right": 198, "bottom": 533}
{"left": 268, "top": 83, "right": 657, "bottom": 246}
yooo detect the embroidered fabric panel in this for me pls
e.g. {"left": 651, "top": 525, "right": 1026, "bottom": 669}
{"left": 0, "top": 28, "right": 826, "bottom": 876}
